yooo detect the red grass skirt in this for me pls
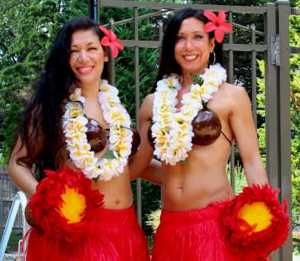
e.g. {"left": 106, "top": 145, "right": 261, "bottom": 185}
{"left": 152, "top": 202, "right": 268, "bottom": 261}
{"left": 25, "top": 206, "right": 149, "bottom": 261}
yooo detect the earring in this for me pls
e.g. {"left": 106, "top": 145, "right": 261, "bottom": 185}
{"left": 209, "top": 52, "right": 216, "bottom": 65}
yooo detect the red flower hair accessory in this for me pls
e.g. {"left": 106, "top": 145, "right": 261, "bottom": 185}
{"left": 222, "top": 185, "right": 289, "bottom": 259}
{"left": 203, "top": 10, "right": 233, "bottom": 43}
{"left": 28, "top": 167, "right": 104, "bottom": 244}
{"left": 99, "top": 25, "right": 124, "bottom": 58}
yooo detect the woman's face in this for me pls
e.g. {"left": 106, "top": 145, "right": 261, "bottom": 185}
{"left": 175, "top": 17, "right": 215, "bottom": 76}
{"left": 69, "top": 29, "right": 108, "bottom": 85}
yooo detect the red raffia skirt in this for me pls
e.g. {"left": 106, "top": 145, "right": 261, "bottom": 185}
{"left": 25, "top": 206, "right": 149, "bottom": 261}
{"left": 152, "top": 202, "right": 268, "bottom": 261}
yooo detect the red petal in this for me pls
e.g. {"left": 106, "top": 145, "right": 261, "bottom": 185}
{"left": 110, "top": 45, "right": 119, "bottom": 58}
{"left": 222, "top": 185, "right": 289, "bottom": 258}
{"left": 28, "top": 168, "right": 104, "bottom": 243}
{"left": 114, "top": 39, "right": 124, "bottom": 50}
{"left": 215, "top": 28, "right": 225, "bottom": 43}
{"left": 99, "top": 25, "right": 110, "bottom": 36}
{"left": 217, "top": 10, "right": 226, "bottom": 23}
{"left": 204, "top": 22, "right": 217, "bottom": 33}
{"left": 100, "top": 36, "right": 110, "bottom": 46}
{"left": 100, "top": 25, "right": 117, "bottom": 41}
{"left": 204, "top": 10, "right": 217, "bottom": 23}
{"left": 220, "top": 22, "right": 233, "bottom": 33}
{"left": 109, "top": 30, "right": 117, "bottom": 41}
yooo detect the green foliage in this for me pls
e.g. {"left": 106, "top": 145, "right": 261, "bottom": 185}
{"left": 231, "top": 164, "right": 247, "bottom": 193}
{"left": 0, "top": 0, "right": 88, "bottom": 163}
{"left": 289, "top": 0, "right": 300, "bottom": 230}
{"left": 255, "top": 1, "right": 300, "bottom": 254}
{"left": 146, "top": 208, "right": 161, "bottom": 233}
{"left": 100, "top": 7, "right": 160, "bottom": 119}
{"left": 192, "top": 0, "right": 272, "bottom": 4}
{"left": 132, "top": 180, "right": 161, "bottom": 240}
{"left": 5, "top": 230, "right": 22, "bottom": 252}
{"left": 256, "top": 58, "right": 300, "bottom": 254}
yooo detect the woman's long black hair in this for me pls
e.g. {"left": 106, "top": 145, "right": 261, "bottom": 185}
{"left": 154, "top": 8, "right": 223, "bottom": 91}
{"left": 15, "top": 16, "right": 109, "bottom": 178}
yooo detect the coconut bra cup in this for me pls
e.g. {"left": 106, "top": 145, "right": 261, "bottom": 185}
{"left": 86, "top": 119, "right": 108, "bottom": 152}
{"left": 86, "top": 119, "right": 140, "bottom": 156}
{"left": 148, "top": 108, "right": 224, "bottom": 149}
{"left": 191, "top": 108, "right": 222, "bottom": 145}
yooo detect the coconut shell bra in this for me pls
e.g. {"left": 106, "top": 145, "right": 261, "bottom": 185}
{"left": 86, "top": 118, "right": 140, "bottom": 156}
{"left": 148, "top": 107, "right": 232, "bottom": 148}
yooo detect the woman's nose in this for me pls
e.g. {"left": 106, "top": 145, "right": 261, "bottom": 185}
{"left": 184, "top": 38, "right": 194, "bottom": 50}
{"left": 77, "top": 50, "right": 89, "bottom": 61}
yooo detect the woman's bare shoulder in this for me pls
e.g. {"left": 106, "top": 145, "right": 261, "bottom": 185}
{"left": 222, "top": 83, "right": 250, "bottom": 105}
{"left": 139, "top": 93, "right": 154, "bottom": 120}
{"left": 220, "top": 84, "right": 252, "bottom": 121}
{"left": 222, "top": 82, "right": 247, "bottom": 95}
{"left": 143, "top": 93, "right": 154, "bottom": 104}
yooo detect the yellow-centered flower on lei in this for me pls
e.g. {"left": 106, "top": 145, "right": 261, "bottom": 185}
{"left": 63, "top": 80, "right": 132, "bottom": 180}
{"left": 151, "top": 63, "right": 226, "bottom": 165}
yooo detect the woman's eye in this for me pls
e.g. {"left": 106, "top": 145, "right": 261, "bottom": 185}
{"left": 176, "top": 36, "right": 185, "bottom": 41}
{"left": 88, "top": 47, "right": 97, "bottom": 51}
{"left": 194, "top": 34, "right": 203, "bottom": 39}
{"left": 70, "top": 50, "right": 79, "bottom": 53}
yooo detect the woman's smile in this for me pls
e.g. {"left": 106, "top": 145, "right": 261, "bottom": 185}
{"left": 76, "top": 65, "right": 94, "bottom": 75}
{"left": 182, "top": 54, "right": 199, "bottom": 62}
{"left": 175, "top": 17, "right": 215, "bottom": 76}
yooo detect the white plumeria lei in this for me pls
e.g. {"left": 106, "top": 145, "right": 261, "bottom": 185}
{"left": 63, "top": 80, "right": 133, "bottom": 181}
{"left": 151, "top": 63, "right": 227, "bottom": 165}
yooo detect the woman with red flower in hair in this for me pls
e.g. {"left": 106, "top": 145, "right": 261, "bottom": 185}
{"left": 8, "top": 16, "right": 148, "bottom": 261}
{"left": 131, "top": 7, "right": 288, "bottom": 261}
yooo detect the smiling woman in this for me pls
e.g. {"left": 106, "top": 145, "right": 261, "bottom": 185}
{"left": 174, "top": 17, "right": 214, "bottom": 76}
{"left": 8, "top": 16, "right": 148, "bottom": 261}
{"left": 69, "top": 30, "right": 108, "bottom": 86}
{"left": 132, "top": 7, "right": 288, "bottom": 261}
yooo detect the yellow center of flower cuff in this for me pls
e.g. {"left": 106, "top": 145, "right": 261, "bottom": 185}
{"left": 59, "top": 187, "right": 86, "bottom": 224}
{"left": 238, "top": 201, "right": 273, "bottom": 232}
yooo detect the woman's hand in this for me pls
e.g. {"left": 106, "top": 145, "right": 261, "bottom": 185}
{"left": 25, "top": 202, "right": 42, "bottom": 231}
{"left": 25, "top": 203, "right": 35, "bottom": 227}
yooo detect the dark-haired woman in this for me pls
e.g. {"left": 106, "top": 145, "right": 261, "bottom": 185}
{"left": 134, "top": 8, "right": 288, "bottom": 261}
{"left": 8, "top": 17, "right": 148, "bottom": 261}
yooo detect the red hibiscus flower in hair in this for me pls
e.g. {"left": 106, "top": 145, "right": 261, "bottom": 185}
{"left": 204, "top": 10, "right": 233, "bottom": 43}
{"left": 99, "top": 25, "right": 124, "bottom": 58}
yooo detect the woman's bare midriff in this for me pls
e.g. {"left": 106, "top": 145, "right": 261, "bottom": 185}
{"left": 92, "top": 167, "right": 134, "bottom": 209}
{"left": 62, "top": 158, "right": 133, "bottom": 209}
{"left": 161, "top": 137, "right": 234, "bottom": 211}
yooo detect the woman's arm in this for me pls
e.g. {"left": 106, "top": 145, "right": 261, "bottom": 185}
{"left": 8, "top": 137, "right": 38, "bottom": 196}
{"left": 129, "top": 94, "right": 162, "bottom": 184}
{"left": 229, "top": 85, "right": 269, "bottom": 186}
{"left": 140, "top": 159, "right": 163, "bottom": 185}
